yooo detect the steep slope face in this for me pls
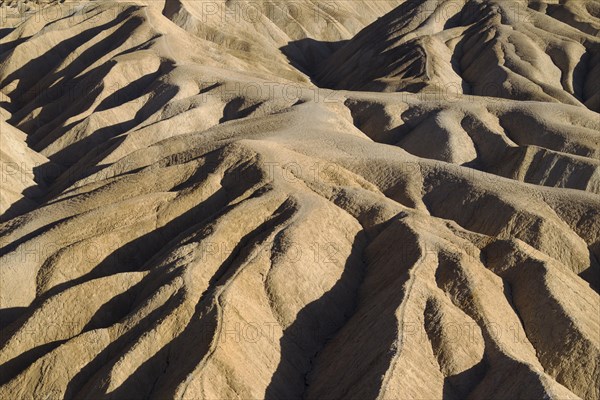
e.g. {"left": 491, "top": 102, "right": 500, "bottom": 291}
{"left": 0, "top": 1, "right": 599, "bottom": 399}
{"left": 161, "top": 0, "right": 404, "bottom": 78}
{"left": 318, "top": 0, "right": 600, "bottom": 112}
{"left": 344, "top": 94, "right": 600, "bottom": 194}
{"left": 0, "top": 119, "right": 50, "bottom": 215}
{"left": 316, "top": 0, "right": 600, "bottom": 195}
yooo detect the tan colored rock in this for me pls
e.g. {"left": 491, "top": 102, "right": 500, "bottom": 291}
{"left": 1, "top": 1, "right": 598, "bottom": 399}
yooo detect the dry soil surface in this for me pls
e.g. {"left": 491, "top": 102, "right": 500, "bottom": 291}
{"left": 0, "top": 1, "right": 599, "bottom": 399}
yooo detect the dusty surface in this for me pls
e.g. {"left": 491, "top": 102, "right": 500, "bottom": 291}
{"left": 0, "top": 0, "right": 599, "bottom": 399}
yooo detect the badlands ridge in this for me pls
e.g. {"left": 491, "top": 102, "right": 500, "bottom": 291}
{"left": 0, "top": 0, "right": 599, "bottom": 399}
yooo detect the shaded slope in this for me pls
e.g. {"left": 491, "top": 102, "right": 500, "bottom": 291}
{"left": 318, "top": 0, "right": 600, "bottom": 112}
{"left": 0, "top": 1, "right": 598, "bottom": 399}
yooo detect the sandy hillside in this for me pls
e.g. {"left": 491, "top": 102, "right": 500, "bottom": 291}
{"left": 0, "top": 0, "right": 599, "bottom": 399}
